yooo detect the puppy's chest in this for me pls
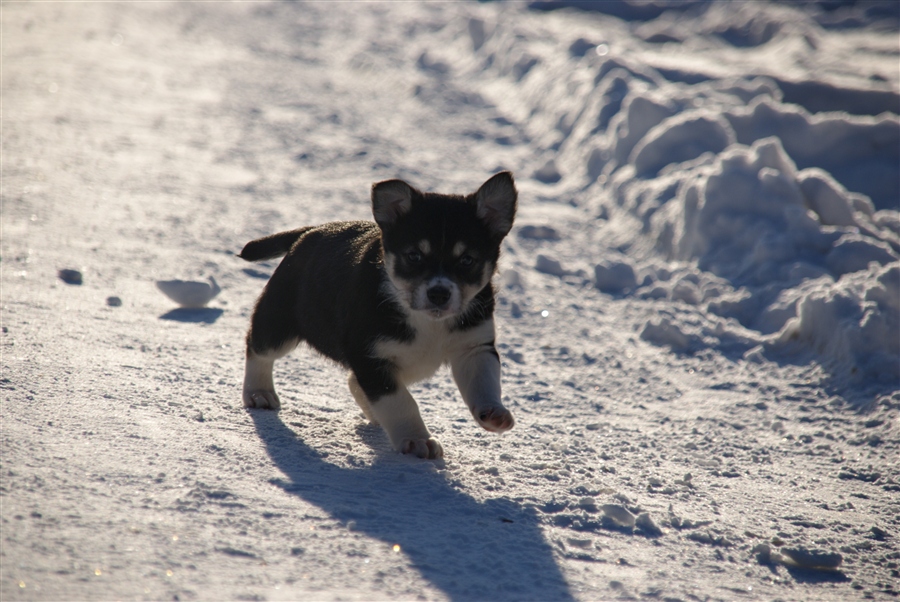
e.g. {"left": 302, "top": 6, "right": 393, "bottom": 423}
{"left": 374, "top": 318, "right": 493, "bottom": 384}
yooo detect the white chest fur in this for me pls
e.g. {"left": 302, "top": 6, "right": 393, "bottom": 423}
{"left": 374, "top": 314, "right": 495, "bottom": 386}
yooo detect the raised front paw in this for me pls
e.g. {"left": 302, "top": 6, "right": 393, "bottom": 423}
{"left": 475, "top": 406, "right": 514, "bottom": 433}
{"left": 400, "top": 437, "right": 444, "bottom": 459}
{"left": 243, "top": 389, "right": 281, "bottom": 411}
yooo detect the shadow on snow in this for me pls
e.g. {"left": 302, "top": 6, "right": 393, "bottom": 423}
{"left": 158, "top": 307, "right": 224, "bottom": 324}
{"left": 249, "top": 410, "right": 574, "bottom": 602}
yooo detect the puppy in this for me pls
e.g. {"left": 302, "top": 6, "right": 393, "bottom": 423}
{"left": 239, "top": 172, "right": 518, "bottom": 459}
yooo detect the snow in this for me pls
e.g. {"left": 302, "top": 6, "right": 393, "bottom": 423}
{"left": 777, "top": 262, "right": 900, "bottom": 383}
{"left": 593, "top": 257, "right": 637, "bottom": 293}
{"left": 2, "top": 1, "right": 899, "bottom": 601}
{"left": 490, "top": 7, "right": 900, "bottom": 383}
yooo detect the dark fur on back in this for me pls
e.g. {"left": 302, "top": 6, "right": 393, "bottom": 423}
{"left": 245, "top": 221, "right": 411, "bottom": 357}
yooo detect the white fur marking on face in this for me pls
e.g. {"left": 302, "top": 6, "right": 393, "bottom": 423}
{"left": 456, "top": 261, "right": 493, "bottom": 306}
{"left": 412, "top": 276, "right": 461, "bottom": 317}
{"left": 452, "top": 241, "right": 467, "bottom": 258}
{"left": 381, "top": 255, "right": 415, "bottom": 313}
{"left": 418, "top": 239, "right": 431, "bottom": 255}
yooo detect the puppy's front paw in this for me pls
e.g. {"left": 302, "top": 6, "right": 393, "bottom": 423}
{"left": 400, "top": 437, "right": 443, "bottom": 459}
{"left": 476, "top": 407, "right": 514, "bottom": 432}
{"left": 243, "top": 390, "right": 281, "bottom": 411}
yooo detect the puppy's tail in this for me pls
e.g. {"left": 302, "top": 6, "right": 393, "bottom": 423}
{"left": 238, "top": 227, "right": 315, "bottom": 262}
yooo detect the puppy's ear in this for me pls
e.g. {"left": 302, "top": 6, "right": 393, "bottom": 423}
{"left": 473, "top": 171, "right": 517, "bottom": 238}
{"left": 372, "top": 179, "right": 414, "bottom": 228}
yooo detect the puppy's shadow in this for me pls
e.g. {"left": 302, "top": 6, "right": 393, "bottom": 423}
{"left": 250, "top": 410, "right": 573, "bottom": 601}
{"left": 158, "top": 307, "right": 223, "bottom": 324}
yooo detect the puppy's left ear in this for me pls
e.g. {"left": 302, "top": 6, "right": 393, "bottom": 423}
{"left": 473, "top": 171, "right": 517, "bottom": 238}
{"left": 372, "top": 179, "right": 414, "bottom": 228}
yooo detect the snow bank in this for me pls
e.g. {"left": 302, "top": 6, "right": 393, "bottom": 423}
{"left": 453, "top": 4, "right": 900, "bottom": 383}
{"left": 605, "top": 98, "right": 898, "bottom": 382}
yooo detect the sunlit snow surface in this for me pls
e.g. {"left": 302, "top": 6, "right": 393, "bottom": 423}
{"left": 2, "top": 1, "right": 898, "bottom": 600}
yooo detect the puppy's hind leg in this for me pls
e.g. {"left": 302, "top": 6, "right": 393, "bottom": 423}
{"left": 369, "top": 386, "right": 443, "bottom": 459}
{"left": 243, "top": 339, "right": 298, "bottom": 410}
{"left": 349, "top": 373, "right": 378, "bottom": 424}
{"left": 351, "top": 362, "right": 442, "bottom": 459}
{"left": 243, "top": 267, "right": 302, "bottom": 410}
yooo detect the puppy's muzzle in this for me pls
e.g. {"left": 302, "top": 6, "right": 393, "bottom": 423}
{"left": 426, "top": 285, "right": 452, "bottom": 308}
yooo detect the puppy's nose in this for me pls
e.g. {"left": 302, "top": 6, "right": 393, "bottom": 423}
{"left": 427, "top": 286, "right": 451, "bottom": 307}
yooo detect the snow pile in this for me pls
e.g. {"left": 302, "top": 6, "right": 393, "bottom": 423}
{"left": 606, "top": 98, "right": 899, "bottom": 382}
{"left": 447, "top": 4, "right": 900, "bottom": 383}
{"left": 642, "top": 136, "right": 897, "bottom": 283}
{"left": 777, "top": 262, "right": 900, "bottom": 382}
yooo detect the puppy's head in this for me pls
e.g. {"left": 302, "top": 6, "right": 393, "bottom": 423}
{"left": 372, "top": 172, "right": 517, "bottom": 320}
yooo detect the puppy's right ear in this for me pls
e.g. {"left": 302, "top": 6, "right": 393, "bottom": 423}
{"left": 372, "top": 180, "right": 413, "bottom": 228}
{"left": 473, "top": 171, "right": 517, "bottom": 238}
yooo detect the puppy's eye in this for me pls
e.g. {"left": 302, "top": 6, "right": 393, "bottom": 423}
{"left": 406, "top": 250, "right": 423, "bottom": 263}
{"left": 458, "top": 255, "right": 476, "bottom": 267}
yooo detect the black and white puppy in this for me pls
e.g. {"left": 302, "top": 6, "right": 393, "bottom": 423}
{"left": 239, "top": 172, "right": 517, "bottom": 459}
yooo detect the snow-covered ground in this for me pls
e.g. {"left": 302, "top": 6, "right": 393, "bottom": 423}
{"left": 2, "top": 1, "right": 898, "bottom": 600}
